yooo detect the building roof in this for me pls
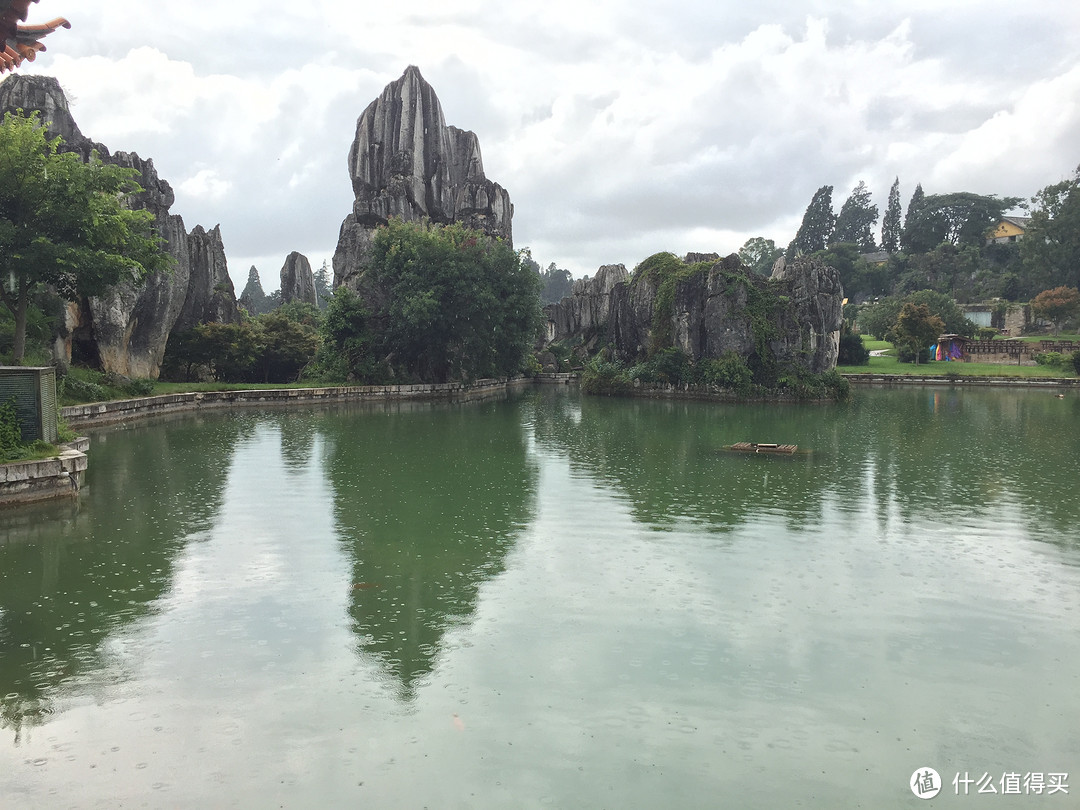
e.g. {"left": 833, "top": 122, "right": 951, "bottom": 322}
{"left": 0, "top": 1, "right": 68, "bottom": 74}
{"left": 1000, "top": 215, "right": 1032, "bottom": 230}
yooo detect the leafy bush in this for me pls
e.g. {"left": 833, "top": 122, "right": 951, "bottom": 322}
{"left": 0, "top": 398, "right": 23, "bottom": 460}
{"left": 58, "top": 374, "right": 108, "bottom": 403}
{"left": 1072, "top": 350, "right": 1080, "bottom": 376}
{"left": 1035, "top": 351, "right": 1065, "bottom": 368}
{"left": 837, "top": 331, "right": 870, "bottom": 365}
{"left": 126, "top": 378, "right": 157, "bottom": 397}
{"left": 57, "top": 418, "right": 77, "bottom": 443}
{"left": 580, "top": 358, "right": 633, "bottom": 395}
{"left": 699, "top": 352, "right": 753, "bottom": 392}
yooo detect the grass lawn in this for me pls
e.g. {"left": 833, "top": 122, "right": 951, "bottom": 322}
{"left": 1010, "top": 333, "right": 1080, "bottom": 343}
{"left": 837, "top": 355, "right": 1072, "bottom": 377}
{"left": 839, "top": 335, "right": 1078, "bottom": 377}
{"left": 861, "top": 338, "right": 893, "bottom": 354}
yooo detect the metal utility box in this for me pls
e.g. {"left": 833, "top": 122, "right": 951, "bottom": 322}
{"left": 0, "top": 366, "right": 59, "bottom": 443}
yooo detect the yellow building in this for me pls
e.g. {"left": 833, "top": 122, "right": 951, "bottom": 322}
{"left": 987, "top": 216, "right": 1032, "bottom": 244}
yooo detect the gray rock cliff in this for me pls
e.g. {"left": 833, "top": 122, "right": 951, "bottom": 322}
{"left": 544, "top": 264, "right": 629, "bottom": 344}
{"left": 546, "top": 254, "right": 843, "bottom": 373}
{"left": 279, "top": 252, "right": 318, "bottom": 307}
{"left": 334, "top": 66, "right": 513, "bottom": 291}
{"left": 0, "top": 74, "right": 239, "bottom": 377}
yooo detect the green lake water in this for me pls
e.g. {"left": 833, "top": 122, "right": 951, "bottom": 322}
{"left": 1, "top": 386, "right": 1079, "bottom": 808}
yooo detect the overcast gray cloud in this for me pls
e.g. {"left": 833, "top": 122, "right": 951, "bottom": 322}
{"left": 20, "top": 0, "right": 1080, "bottom": 287}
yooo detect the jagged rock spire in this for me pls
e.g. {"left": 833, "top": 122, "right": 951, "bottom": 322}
{"left": 334, "top": 66, "right": 513, "bottom": 290}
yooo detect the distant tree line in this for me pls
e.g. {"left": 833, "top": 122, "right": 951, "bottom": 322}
{"left": 737, "top": 167, "right": 1080, "bottom": 308}
{"left": 520, "top": 250, "right": 574, "bottom": 304}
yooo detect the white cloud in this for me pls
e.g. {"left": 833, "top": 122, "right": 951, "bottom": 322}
{"left": 15, "top": 1, "right": 1080, "bottom": 282}
{"left": 178, "top": 168, "right": 231, "bottom": 201}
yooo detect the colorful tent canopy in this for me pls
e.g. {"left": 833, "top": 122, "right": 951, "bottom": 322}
{"left": 931, "top": 334, "right": 966, "bottom": 362}
{"left": 0, "top": 1, "right": 69, "bottom": 74}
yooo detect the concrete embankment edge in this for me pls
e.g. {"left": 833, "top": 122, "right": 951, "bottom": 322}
{"left": 842, "top": 374, "right": 1080, "bottom": 388}
{"left": 0, "top": 438, "right": 89, "bottom": 508}
{"left": 60, "top": 374, "right": 578, "bottom": 429}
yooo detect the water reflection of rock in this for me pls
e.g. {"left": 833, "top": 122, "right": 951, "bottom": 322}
{"left": 527, "top": 388, "right": 838, "bottom": 533}
{"left": 325, "top": 400, "right": 537, "bottom": 698}
{"left": 0, "top": 418, "right": 240, "bottom": 739}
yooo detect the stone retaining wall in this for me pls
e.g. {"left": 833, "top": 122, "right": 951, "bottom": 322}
{"left": 62, "top": 376, "right": 575, "bottom": 429}
{"left": 844, "top": 374, "right": 1080, "bottom": 388}
{"left": 0, "top": 438, "right": 89, "bottom": 507}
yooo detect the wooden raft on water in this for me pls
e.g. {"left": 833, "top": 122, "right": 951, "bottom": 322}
{"left": 727, "top": 442, "right": 798, "bottom": 455}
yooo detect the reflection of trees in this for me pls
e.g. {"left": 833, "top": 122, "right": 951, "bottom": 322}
{"left": 528, "top": 389, "right": 837, "bottom": 533}
{"left": 835, "top": 388, "right": 1080, "bottom": 546}
{"left": 325, "top": 400, "right": 537, "bottom": 699}
{"left": 0, "top": 417, "right": 240, "bottom": 740}
{"left": 528, "top": 386, "right": 1080, "bottom": 551}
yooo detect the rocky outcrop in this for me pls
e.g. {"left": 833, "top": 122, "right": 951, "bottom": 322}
{"left": 334, "top": 66, "right": 513, "bottom": 291}
{"left": 0, "top": 74, "right": 239, "bottom": 378}
{"left": 546, "top": 254, "right": 843, "bottom": 373}
{"left": 768, "top": 255, "right": 844, "bottom": 372}
{"left": 172, "top": 225, "right": 239, "bottom": 334}
{"left": 279, "top": 251, "right": 318, "bottom": 306}
{"left": 544, "top": 264, "right": 628, "bottom": 343}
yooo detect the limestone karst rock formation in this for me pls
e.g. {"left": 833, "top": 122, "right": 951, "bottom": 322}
{"left": 279, "top": 251, "right": 318, "bottom": 307}
{"left": 543, "top": 264, "right": 629, "bottom": 344}
{"left": 545, "top": 253, "right": 844, "bottom": 374}
{"left": 333, "top": 65, "right": 513, "bottom": 291}
{"left": 0, "top": 74, "right": 239, "bottom": 377}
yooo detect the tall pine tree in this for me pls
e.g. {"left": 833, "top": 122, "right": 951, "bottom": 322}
{"left": 901, "top": 183, "right": 931, "bottom": 253}
{"left": 833, "top": 181, "right": 879, "bottom": 251}
{"left": 239, "top": 265, "right": 269, "bottom": 315}
{"left": 787, "top": 185, "right": 835, "bottom": 258}
{"left": 881, "top": 177, "right": 902, "bottom": 254}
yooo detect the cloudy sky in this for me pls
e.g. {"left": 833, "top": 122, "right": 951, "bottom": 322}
{"left": 18, "top": 0, "right": 1080, "bottom": 289}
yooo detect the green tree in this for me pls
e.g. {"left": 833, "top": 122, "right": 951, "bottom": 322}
{"left": 788, "top": 185, "right": 835, "bottom": 258}
{"left": 738, "top": 236, "right": 782, "bottom": 276}
{"left": 833, "top": 181, "right": 878, "bottom": 251}
{"left": 539, "top": 261, "right": 573, "bottom": 304}
{"left": 903, "top": 189, "right": 1021, "bottom": 254}
{"left": 162, "top": 321, "right": 260, "bottom": 382}
{"left": 858, "top": 297, "right": 904, "bottom": 340}
{"left": 815, "top": 242, "right": 863, "bottom": 293}
{"left": 239, "top": 265, "right": 268, "bottom": 315}
{"left": 881, "top": 177, "right": 902, "bottom": 254}
{"left": 887, "top": 303, "right": 944, "bottom": 365}
{"left": 901, "top": 183, "right": 931, "bottom": 253}
{"left": 274, "top": 299, "right": 321, "bottom": 329}
{"left": 1030, "top": 286, "right": 1080, "bottom": 334}
{"left": 313, "top": 260, "right": 333, "bottom": 309}
{"left": 0, "top": 110, "right": 169, "bottom": 363}
{"left": 365, "top": 219, "right": 543, "bottom": 382}
{"left": 859, "top": 289, "right": 975, "bottom": 341}
{"left": 313, "top": 287, "right": 378, "bottom": 381}
{"left": 905, "top": 289, "right": 976, "bottom": 336}
{"left": 837, "top": 322, "right": 870, "bottom": 365}
{"left": 894, "top": 244, "right": 982, "bottom": 298}
{"left": 253, "top": 311, "right": 320, "bottom": 382}
{"left": 1022, "top": 167, "right": 1080, "bottom": 291}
